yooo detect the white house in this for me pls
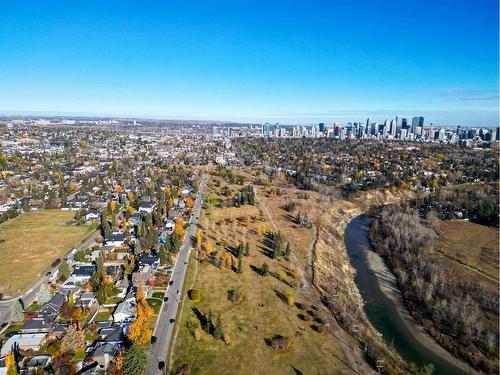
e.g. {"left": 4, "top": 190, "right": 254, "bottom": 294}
{"left": 113, "top": 301, "right": 135, "bottom": 323}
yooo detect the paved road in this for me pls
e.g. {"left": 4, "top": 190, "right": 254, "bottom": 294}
{"left": 146, "top": 174, "right": 207, "bottom": 374}
{"left": 0, "top": 230, "right": 99, "bottom": 327}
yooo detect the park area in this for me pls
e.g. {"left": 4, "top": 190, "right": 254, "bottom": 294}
{"left": 434, "top": 220, "right": 499, "bottom": 282}
{"left": 0, "top": 210, "right": 91, "bottom": 297}
{"left": 172, "top": 174, "right": 349, "bottom": 375}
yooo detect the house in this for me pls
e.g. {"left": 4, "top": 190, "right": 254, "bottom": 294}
{"left": 138, "top": 202, "right": 156, "bottom": 214}
{"left": 38, "top": 291, "right": 68, "bottom": 320}
{"left": 75, "top": 292, "right": 97, "bottom": 309}
{"left": 113, "top": 301, "right": 135, "bottom": 323}
{"left": 129, "top": 213, "right": 142, "bottom": 227}
{"left": 105, "top": 232, "right": 126, "bottom": 247}
{"left": 85, "top": 212, "right": 100, "bottom": 224}
{"left": 100, "top": 324, "right": 124, "bottom": 345}
{"left": 138, "top": 253, "right": 160, "bottom": 270}
{"left": 164, "top": 220, "right": 175, "bottom": 234}
{"left": 90, "top": 343, "right": 117, "bottom": 371}
{"left": 0, "top": 333, "right": 47, "bottom": 356}
{"left": 24, "top": 355, "right": 51, "bottom": 372}
{"left": 20, "top": 318, "right": 52, "bottom": 334}
{"left": 70, "top": 265, "right": 96, "bottom": 284}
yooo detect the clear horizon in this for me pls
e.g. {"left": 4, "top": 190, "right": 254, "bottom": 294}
{"left": 1, "top": 1, "right": 498, "bottom": 126}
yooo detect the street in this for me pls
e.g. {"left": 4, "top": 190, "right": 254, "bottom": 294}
{"left": 146, "top": 173, "right": 207, "bottom": 374}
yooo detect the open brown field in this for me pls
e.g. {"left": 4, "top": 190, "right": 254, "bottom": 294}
{"left": 434, "top": 220, "right": 499, "bottom": 281}
{"left": 171, "top": 175, "right": 353, "bottom": 375}
{"left": 0, "top": 210, "right": 91, "bottom": 296}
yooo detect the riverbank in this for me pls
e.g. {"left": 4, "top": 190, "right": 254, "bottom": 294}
{"left": 310, "top": 189, "right": 410, "bottom": 373}
{"left": 365, "top": 248, "right": 479, "bottom": 374}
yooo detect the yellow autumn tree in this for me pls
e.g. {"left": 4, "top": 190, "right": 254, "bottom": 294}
{"left": 195, "top": 230, "right": 202, "bottom": 249}
{"left": 164, "top": 186, "right": 171, "bottom": 195}
{"left": 5, "top": 352, "right": 17, "bottom": 375}
{"left": 205, "top": 241, "right": 213, "bottom": 253}
{"left": 128, "top": 286, "right": 153, "bottom": 346}
{"left": 185, "top": 196, "right": 194, "bottom": 208}
{"left": 174, "top": 218, "right": 185, "bottom": 237}
{"left": 167, "top": 196, "right": 174, "bottom": 207}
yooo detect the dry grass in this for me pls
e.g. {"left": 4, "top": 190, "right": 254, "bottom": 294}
{"left": 172, "top": 177, "right": 349, "bottom": 375}
{"left": 0, "top": 210, "right": 91, "bottom": 296}
{"left": 434, "top": 220, "right": 499, "bottom": 281}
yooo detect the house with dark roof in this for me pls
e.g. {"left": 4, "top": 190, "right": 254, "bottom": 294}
{"left": 38, "top": 291, "right": 68, "bottom": 320}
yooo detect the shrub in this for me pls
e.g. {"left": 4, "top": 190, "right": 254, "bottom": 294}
{"left": 268, "top": 335, "right": 292, "bottom": 350}
{"left": 227, "top": 289, "right": 243, "bottom": 304}
{"left": 189, "top": 289, "right": 202, "bottom": 302}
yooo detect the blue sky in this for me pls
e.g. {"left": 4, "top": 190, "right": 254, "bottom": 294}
{"left": 0, "top": 0, "right": 498, "bottom": 126}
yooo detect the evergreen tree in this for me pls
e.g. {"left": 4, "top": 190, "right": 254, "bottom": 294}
{"left": 37, "top": 284, "right": 52, "bottom": 305}
{"left": 58, "top": 260, "right": 71, "bottom": 281}
{"left": 214, "top": 314, "right": 224, "bottom": 340}
{"left": 10, "top": 300, "right": 24, "bottom": 322}
{"left": 124, "top": 344, "right": 147, "bottom": 375}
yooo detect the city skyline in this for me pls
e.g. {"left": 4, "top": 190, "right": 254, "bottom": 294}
{"left": 1, "top": 0, "right": 498, "bottom": 126}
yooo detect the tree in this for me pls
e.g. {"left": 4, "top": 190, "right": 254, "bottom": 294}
{"left": 285, "top": 290, "right": 294, "bottom": 306}
{"left": 111, "top": 351, "right": 125, "bottom": 375}
{"left": 278, "top": 270, "right": 287, "bottom": 282}
{"left": 5, "top": 352, "right": 17, "bottom": 375}
{"left": 10, "top": 300, "right": 24, "bottom": 322}
{"left": 195, "top": 230, "right": 202, "bottom": 249}
{"left": 185, "top": 196, "right": 194, "bottom": 208}
{"left": 174, "top": 217, "right": 185, "bottom": 237}
{"left": 58, "top": 261, "right": 71, "bottom": 281}
{"left": 60, "top": 325, "right": 85, "bottom": 354}
{"left": 124, "top": 344, "right": 147, "bottom": 375}
{"left": 237, "top": 257, "right": 243, "bottom": 274}
{"left": 213, "top": 314, "right": 224, "bottom": 340}
{"left": 51, "top": 351, "right": 76, "bottom": 375}
{"left": 261, "top": 263, "right": 269, "bottom": 276}
{"left": 37, "top": 284, "right": 52, "bottom": 304}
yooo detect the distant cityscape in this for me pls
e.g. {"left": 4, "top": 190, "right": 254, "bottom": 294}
{"left": 217, "top": 115, "right": 499, "bottom": 147}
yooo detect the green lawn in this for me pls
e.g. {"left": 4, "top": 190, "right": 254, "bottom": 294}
{"left": 147, "top": 298, "right": 163, "bottom": 315}
{"left": 0, "top": 210, "right": 92, "bottom": 296}
{"left": 152, "top": 291, "right": 165, "bottom": 300}
{"left": 93, "top": 311, "right": 111, "bottom": 322}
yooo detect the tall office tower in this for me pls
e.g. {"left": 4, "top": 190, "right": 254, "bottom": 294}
{"left": 389, "top": 120, "right": 396, "bottom": 136}
{"left": 371, "top": 122, "right": 377, "bottom": 136}
{"left": 395, "top": 115, "right": 402, "bottom": 135}
{"left": 401, "top": 117, "right": 408, "bottom": 130}
{"left": 366, "top": 118, "right": 370, "bottom": 129}
{"left": 318, "top": 122, "right": 325, "bottom": 133}
{"left": 212, "top": 126, "right": 218, "bottom": 137}
{"left": 412, "top": 116, "right": 424, "bottom": 134}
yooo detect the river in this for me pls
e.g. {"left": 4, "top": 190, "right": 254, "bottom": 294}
{"left": 344, "top": 215, "right": 474, "bottom": 375}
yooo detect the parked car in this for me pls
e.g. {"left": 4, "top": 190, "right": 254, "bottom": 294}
{"left": 170, "top": 318, "right": 175, "bottom": 324}
{"left": 158, "top": 361, "right": 165, "bottom": 370}
{"left": 168, "top": 280, "right": 174, "bottom": 286}
{"left": 163, "top": 296, "right": 169, "bottom": 302}
{"left": 151, "top": 336, "right": 157, "bottom": 344}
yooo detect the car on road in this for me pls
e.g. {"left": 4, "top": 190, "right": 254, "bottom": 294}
{"left": 170, "top": 318, "right": 176, "bottom": 324}
{"left": 176, "top": 289, "right": 179, "bottom": 295}
{"left": 163, "top": 296, "right": 169, "bottom": 302}
{"left": 151, "top": 336, "right": 157, "bottom": 344}
{"left": 158, "top": 361, "right": 165, "bottom": 370}
{"left": 45, "top": 271, "right": 51, "bottom": 277}
{"left": 168, "top": 280, "right": 174, "bottom": 286}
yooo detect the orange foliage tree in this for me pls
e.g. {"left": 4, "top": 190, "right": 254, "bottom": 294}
{"left": 174, "top": 218, "right": 185, "bottom": 237}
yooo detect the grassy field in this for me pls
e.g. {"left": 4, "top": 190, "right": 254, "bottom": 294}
{"left": 0, "top": 210, "right": 91, "bottom": 296}
{"left": 434, "top": 220, "right": 499, "bottom": 281}
{"left": 171, "top": 175, "right": 349, "bottom": 375}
